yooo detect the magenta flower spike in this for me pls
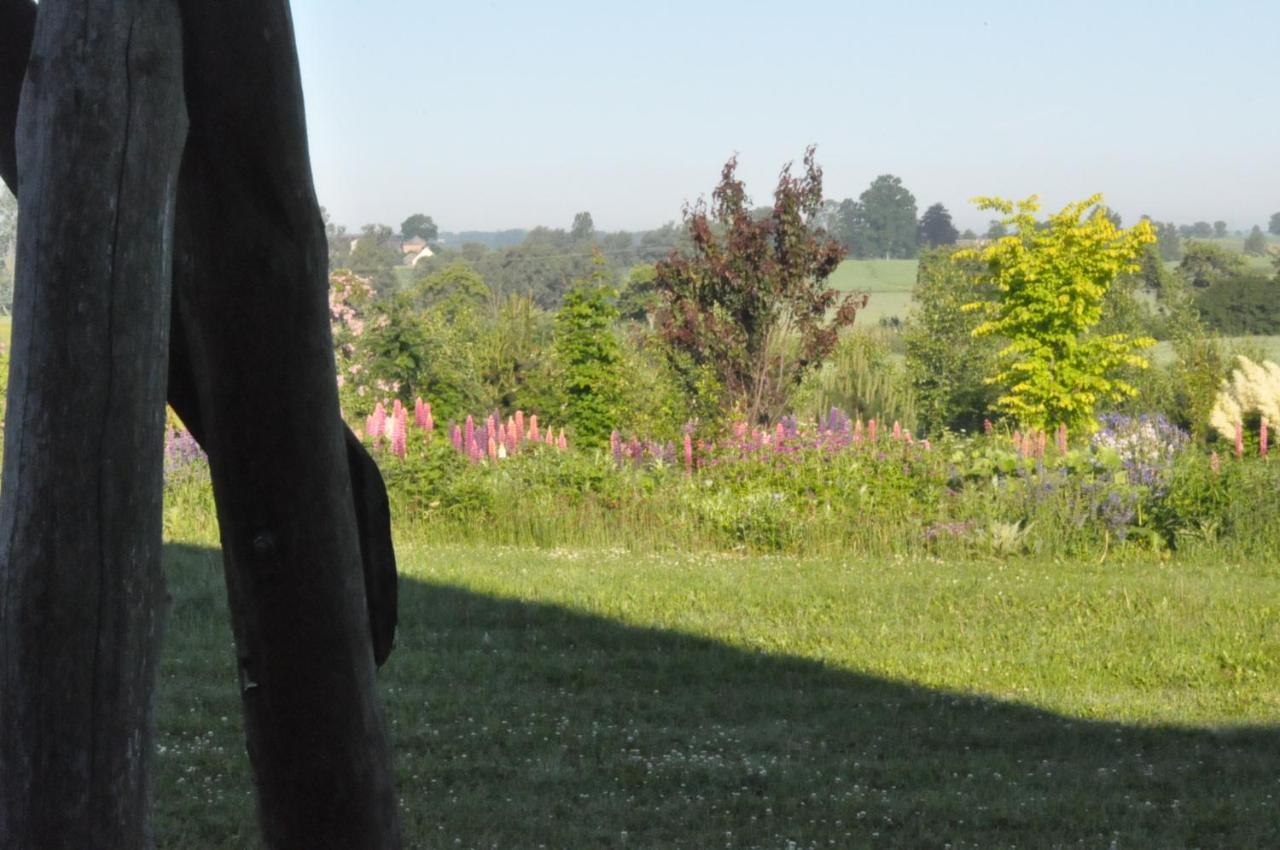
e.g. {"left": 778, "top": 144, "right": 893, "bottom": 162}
{"left": 683, "top": 433, "right": 694, "bottom": 473}
{"left": 1235, "top": 422, "right": 1244, "bottom": 459}
{"left": 390, "top": 412, "right": 407, "bottom": 459}
{"left": 557, "top": 429, "right": 567, "bottom": 451}
{"left": 1262, "top": 418, "right": 1270, "bottom": 457}
{"left": 368, "top": 401, "right": 388, "bottom": 445}
{"left": 465, "top": 414, "right": 476, "bottom": 451}
{"left": 529, "top": 414, "right": 540, "bottom": 442}
{"left": 451, "top": 424, "right": 463, "bottom": 452}
{"left": 467, "top": 435, "right": 480, "bottom": 462}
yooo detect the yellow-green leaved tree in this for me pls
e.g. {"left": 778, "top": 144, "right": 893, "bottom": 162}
{"left": 956, "top": 194, "right": 1156, "bottom": 433}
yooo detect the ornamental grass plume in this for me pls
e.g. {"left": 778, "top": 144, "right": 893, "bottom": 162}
{"left": 1210, "top": 357, "right": 1280, "bottom": 443}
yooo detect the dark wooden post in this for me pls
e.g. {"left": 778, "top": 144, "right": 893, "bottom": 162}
{"left": 1, "top": 1, "right": 402, "bottom": 845}
{"left": 167, "top": 2, "right": 402, "bottom": 846}
{"left": 0, "top": 0, "right": 186, "bottom": 846}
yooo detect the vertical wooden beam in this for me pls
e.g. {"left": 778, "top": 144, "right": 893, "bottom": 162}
{"left": 0, "top": 0, "right": 186, "bottom": 846}
{"left": 170, "top": 1, "right": 401, "bottom": 845}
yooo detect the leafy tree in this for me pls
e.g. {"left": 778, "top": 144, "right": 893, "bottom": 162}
{"left": 960, "top": 228, "right": 977, "bottom": 240}
{"left": 1178, "top": 240, "right": 1246, "bottom": 288}
{"left": 349, "top": 223, "right": 403, "bottom": 294}
{"left": 411, "top": 259, "right": 490, "bottom": 315}
{"left": 850, "top": 174, "right": 919, "bottom": 258}
{"left": 905, "top": 249, "right": 1002, "bottom": 434}
{"left": 570, "top": 211, "right": 595, "bottom": 241}
{"left": 616, "top": 263, "right": 659, "bottom": 324}
{"left": 552, "top": 256, "right": 624, "bottom": 447}
{"left": 1243, "top": 225, "right": 1268, "bottom": 256}
{"left": 1213, "top": 220, "right": 1228, "bottom": 238}
{"left": 956, "top": 194, "right": 1156, "bottom": 432}
{"left": 1190, "top": 221, "right": 1214, "bottom": 238}
{"left": 1270, "top": 211, "right": 1280, "bottom": 236}
{"left": 400, "top": 213, "right": 438, "bottom": 243}
{"left": 985, "top": 220, "right": 1008, "bottom": 240}
{"left": 918, "top": 202, "right": 958, "bottom": 247}
{"left": 1194, "top": 274, "right": 1280, "bottom": 334}
{"left": 1149, "top": 218, "right": 1181, "bottom": 260}
{"left": 654, "top": 147, "right": 858, "bottom": 423}
{"left": 321, "top": 205, "right": 352, "bottom": 274}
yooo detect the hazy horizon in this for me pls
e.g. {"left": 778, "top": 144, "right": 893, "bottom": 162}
{"left": 293, "top": 1, "right": 1280, "bottom": 235}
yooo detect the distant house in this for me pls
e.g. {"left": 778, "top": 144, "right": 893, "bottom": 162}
{"left": 401, "top": 236, "right": 435, "bottom": 267}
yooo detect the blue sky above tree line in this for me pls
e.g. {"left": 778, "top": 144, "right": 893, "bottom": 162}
{"left": 293, "top": 0, "right": 1280, "bottom": 234}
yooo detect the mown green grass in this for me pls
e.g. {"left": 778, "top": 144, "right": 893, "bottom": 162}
{"left": 156, "top": 521, "right": 1280, "bottom": 848}
{"left": 827, "top": 259, "right": 918, "bottom": 326}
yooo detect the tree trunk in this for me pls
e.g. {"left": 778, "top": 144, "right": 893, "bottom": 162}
{"left": 0, "top": 2, "right": 401, "bottom": 845}
{"left": 0, "top": 0, "right": 186, "bottom": 847}
{"left": 168, "top": 2, "right": 401, "bottom": 846}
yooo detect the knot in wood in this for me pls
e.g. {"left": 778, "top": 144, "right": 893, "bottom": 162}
{"left": 251, "top": 530, "right": 276, "bottom": 557}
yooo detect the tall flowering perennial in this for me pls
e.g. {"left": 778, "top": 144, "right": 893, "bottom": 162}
{"left": 1091, "top": 414, "right": 1189, "bottom": 492}
{"left": 955, "top": 194, "right": 1156, "bottom": 433}
{"left": 363, "top": 397, "right": 569, "bottom": 463}
{"left": 1209, "top": 357, "right": 1280, "bottom": 456}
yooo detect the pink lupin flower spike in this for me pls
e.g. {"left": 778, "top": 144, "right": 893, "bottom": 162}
{"left": 390, "top": 410, "right": 407, "bottom": 459}
{"left": 1261, "top": 418, "right": 1269, "bottom": 457}
{"left": 451, "top": 424, "right": 463, "bottom": 452}
{"left": 1235, "top": 422, "right": 1244, "bottom": 459}
{"left": 423, "top": 402, "right": 434, "bottom": 433}
{"left": 367, "top": 401, "right": 387, "bottom": 445}
{"left": 683, "top": 433, "right": 694, "bottom": 474}
{"left": 514, "top": 410, "right": 525, "bottom": 445}
{"left": 557, "top": 429, "right": 567, "bottom": 451}
{"left": 853, "top": 419, "right": 863, "bottom": 443}
{"left": 983, "top": 418, "right": 993, "bottom": 437}
{"left": 545, "top": 427, "right": 554, "bottom": 446}
{"left": 892, "top": 420, "right": 902, "bottom": 441}
{"left": 487, "top": 434, "right": 498, "bottom": 461}
{"left": 868, "top": 419, "right": 877, "bottom": 442}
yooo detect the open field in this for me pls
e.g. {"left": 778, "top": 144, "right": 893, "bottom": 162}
{"left": 156, "top": 536, "right": 1280, "bottom": 848}
{"left": 828, "top": 259, "right": 918, "bottom": 326}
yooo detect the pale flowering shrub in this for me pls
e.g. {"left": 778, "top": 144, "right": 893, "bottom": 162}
{"left": 1209, "top": 357, "right": 1280, "bottom": 442}
{"left": 1091, "top": 414, "right": 1189, "bottom": 491}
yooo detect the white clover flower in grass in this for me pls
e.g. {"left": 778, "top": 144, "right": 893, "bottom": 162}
{"left": 1210, "top": 357, "right": 1280, "bottom": 441}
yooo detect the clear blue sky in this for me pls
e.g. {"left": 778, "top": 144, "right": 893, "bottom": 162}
{"left": 292, "top": 1, "right": 1280, "bottom": 234}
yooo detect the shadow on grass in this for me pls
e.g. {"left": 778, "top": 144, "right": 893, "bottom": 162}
{"left": 156, "top": 544, "right": 1280, "bottom": 849}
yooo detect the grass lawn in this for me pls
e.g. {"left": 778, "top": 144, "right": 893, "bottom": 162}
{"left": 828, "top": 259, "right": 917, "bottom": 326}
{"left": 156, "top": 541, "right": 1280, "bottom": 848}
